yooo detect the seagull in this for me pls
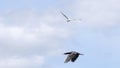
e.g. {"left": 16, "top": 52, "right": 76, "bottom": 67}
{"left": 60, "top": 12, "right": 82, "bottom": 22}
{"left": 60, "top": 11, "right": 71, "bottom": 22}
{"left": 64, "top": 51, "right": 84, "bottom": 63}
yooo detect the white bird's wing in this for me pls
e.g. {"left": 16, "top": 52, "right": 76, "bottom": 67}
{"left": 60, "top": 12, "right": 69, "bottom": 20}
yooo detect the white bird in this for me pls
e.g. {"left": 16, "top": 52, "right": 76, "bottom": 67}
{"left": 64, "top": 51, "right": 84, "bottom": 63}
{"left": 60, "top": 12, "right": 82, "bottom": 22}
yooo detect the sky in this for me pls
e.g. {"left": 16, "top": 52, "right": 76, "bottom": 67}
{"left": 0, "top": 0, "right": 120, "bottom": 68}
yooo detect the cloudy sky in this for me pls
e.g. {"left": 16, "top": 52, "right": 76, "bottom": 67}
{"left": 0, "top": 0, "right": 120, "bottom": 68}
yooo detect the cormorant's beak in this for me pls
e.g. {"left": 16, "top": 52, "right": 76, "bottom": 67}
{"left": 79, "top": 53, "right": 84, "bottom": 55}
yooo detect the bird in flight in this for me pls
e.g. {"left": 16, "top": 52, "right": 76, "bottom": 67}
{"left": 60, "top": 11, "right": 82, "bottom": 22}
{"left": 64, "top": 51, "right": 84, "bottom": 63}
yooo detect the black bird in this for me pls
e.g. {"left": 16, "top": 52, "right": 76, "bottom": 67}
{"left": 64, "top": 51, "right": 84, "bottom": 63}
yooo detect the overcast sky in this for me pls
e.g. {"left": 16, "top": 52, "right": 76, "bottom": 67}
{"left": 0, "top": 0, "right": 120, "bottom": 68}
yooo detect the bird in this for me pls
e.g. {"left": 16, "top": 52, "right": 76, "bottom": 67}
{"left": 60, "top": 11, "right": 71, "bottom": 22}
{"left": 64, "top": 51, "right": 84, "bottom": 63}
{"left": 60, "top": 11, "right": 82, "bottom": 22}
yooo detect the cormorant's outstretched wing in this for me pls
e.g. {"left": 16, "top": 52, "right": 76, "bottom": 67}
{"left": 60, "top": 12, "right": 69, "bottom": 20}
{"left": 64, "top": 54, "right": 71, "bottom": 63}
{"left": 71, "top": 54, "right": 79, "bottom": 62}
{"left": 64, "top": 52, "right": 72, "bottom": 55}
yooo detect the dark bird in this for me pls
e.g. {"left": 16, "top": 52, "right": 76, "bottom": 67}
{"left": 64, "top": 51, "right": 84, "bottom": 63}
{"left": 60, "top": 12, "right": 82, "bottom": 22}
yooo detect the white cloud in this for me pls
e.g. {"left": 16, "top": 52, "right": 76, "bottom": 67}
{"left": 0, "top": 55, "right": 44, "bottom": 68}
{"left": 0, "top": 23, "right": 37, "bottom": 43}
{"left": 0, "top": 9, "right": 74, "bottom": 68}
{"left": 0, "top": 9, "right": 71, "bottom": 58}
{"left": 71, "top": 0, "right": 120, "bottom": 28}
